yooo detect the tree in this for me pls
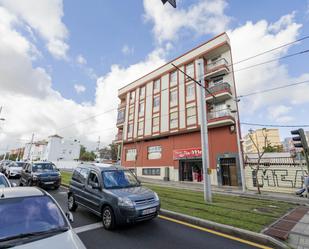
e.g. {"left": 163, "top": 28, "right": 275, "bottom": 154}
{"left": 248, "top": 128, "right": 270, "bottom": 194}
{"left": 9, "top": 154, "right": 17, "bottom": 161}
{"left": 79, "top": 145, "right": 86, "bottom": 160}
{"left": 79, "top": 145, "right": 96, "bottom": 161}
{"left": 263, "top": 144, "right": 283, "bottom": 153}
{"left": 109, "top": 143, "right": 118, "bottom": 161}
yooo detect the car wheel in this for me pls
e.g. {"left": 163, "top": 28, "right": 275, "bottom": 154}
{"left": 68, "top": 194, "right": 78, "bottom": 211}
{"left": 102, "top": 206, "right": 115, "bottom": 230}
{"left": 19, "top": 180, "right": 23, "bottom": 186}
{"left": 54, "top": 185, "right": 60, "bottom": 190}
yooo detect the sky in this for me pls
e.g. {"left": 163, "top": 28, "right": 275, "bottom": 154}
{"left": 0, "top": 0, "right": 309, "bottom": 152}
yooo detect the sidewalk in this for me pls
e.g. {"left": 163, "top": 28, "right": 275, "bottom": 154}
{"left": 139, "top": 176, "right": 309, "bottom": 205}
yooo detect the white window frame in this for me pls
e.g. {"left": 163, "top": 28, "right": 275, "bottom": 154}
{"left": 140, "top": 86, "right": 145, "bottom": 99}
{"left": 148, "top": 146, "right": 162, "bottom": 160}
{"left": 170, "top": 71, "right": 177, "bottom": 87}
{"left": 139, "top": 102, "right": 144, "bottom": 117}
{"left": 153, "top": 95, "right": 160, "bottom": 112}
{"left": 126, "top": 148, "right": 136, "bottom": 161}
{"left": 152, "top": 117, "right": 159, "bottom": 133}
{"left": 186, "top": 106, "right": 196, "bottom": 125}
{"left": 186, "top": 83, "right": 195, "bottom": 101}
{"left": 170, "top": 89, "right": 178, "bottom": 107}
{"left": 127, "top": 123, "right": 133, "bottom": 137}
{"left": 153, "top": 79, "right": 160, "bottom": 92}
{"left": 138, "top": 121, "right": 144, "bottom": 136}
{"left": 170, "top": 111, "right": 178, "bottom": 129}
{"left": 186, "top": 63, "right": 194, "bottom": 80}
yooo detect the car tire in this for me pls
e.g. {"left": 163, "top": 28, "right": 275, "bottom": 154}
{"left": 68, "top": 194, "right": 78, "bottom": 212}
{"left": 102, "top": 206, "right": 115, "bottom": 230}
{"left": 54, "top": 185, "right": 60, "bottom": 190}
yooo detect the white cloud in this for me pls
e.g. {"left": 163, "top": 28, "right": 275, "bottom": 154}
{"left": 143, "top": 0, "right": 230, "bottom": 43}
{"left": 267, "top": 105, "right": 294, "bottom": 123}
{"left": 76, "top": 54, "right": 87, "bottom": 65}
{"left": 0, "top": 0, "right": 69, "bottom": 59}
{"left": 74, "top": 84, "right": 86, "bottom": 94}
{"left": 122, "top": 44, "right": 134, "bottom": 55}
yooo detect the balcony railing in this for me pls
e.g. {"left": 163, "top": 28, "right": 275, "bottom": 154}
{"left": 114, "top": 133, "right": 123, "bottom": 141}
{"left": 207, "top": 58, "right": 228, "bottom": 71}
{"left": 208, "top": 109, "right": 233, "bottom": 120}
{"left": 207, "top": 82, "right": 231, "bottom": 95}
{"left": 117, "top": 109, "right": 125, "bottom": 125}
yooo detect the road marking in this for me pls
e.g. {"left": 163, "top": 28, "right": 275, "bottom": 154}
{"left": 74, "top": 222, "right": 103, "bottom": 234}
{"left": 158, "top": 215, "right": 273, "bottom": 249}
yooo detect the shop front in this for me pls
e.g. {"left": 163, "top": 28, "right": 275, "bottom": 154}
{"left": 173, "top": 148, "right": 203, "bottom": 182}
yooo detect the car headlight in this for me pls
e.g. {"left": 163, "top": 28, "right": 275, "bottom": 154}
{"left": 154, "top": 192, "right": 160, "bottom": 202}
{"left": 118, "top": 197, "right": 134, "bottom": 208}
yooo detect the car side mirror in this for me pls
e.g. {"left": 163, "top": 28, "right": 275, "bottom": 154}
{"left": 65, "top": 212, "right": 74, "bottom": 223}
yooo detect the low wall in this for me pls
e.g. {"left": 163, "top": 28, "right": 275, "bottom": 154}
{"left": 53, "top": 160, "right": 79, "bottom": 170}
{"left": 245, "top": 164, "right": 308, "bottom": 194}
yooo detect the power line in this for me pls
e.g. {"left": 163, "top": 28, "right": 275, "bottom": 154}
{"left": 241, "top": 122, "right": 309, "bottom": 128}
{"left": 232, "top": 35, "right": 309, "bottom": 66}
{"left": 238, "top": 79, "right": 309, "bottom": 98}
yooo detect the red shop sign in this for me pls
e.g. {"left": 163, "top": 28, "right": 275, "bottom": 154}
{"left": 173, "top": 148, "right": 202, "bottom": 160}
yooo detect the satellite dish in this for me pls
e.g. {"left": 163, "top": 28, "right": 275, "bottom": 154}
{"left": 161, "top": 0, "right": 176, "bottom": 8}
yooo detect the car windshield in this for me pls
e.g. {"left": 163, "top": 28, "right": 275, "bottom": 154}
{"left": 0, "top": 196, "right": 68, "bottom": 242}
{"left": 16, "top": 162, "right": 26, "bottom": 168}
{"left": 9, "top": 162, "right": 22, "bottom": 168}
{"left": 0, "top": 176, "right": 9, "bottom": 188}
{"left": 102, "top": 170, "right": 140, "bottom": 189}
{"left": 33, "top": 163, "right": 56, "bottom": 172}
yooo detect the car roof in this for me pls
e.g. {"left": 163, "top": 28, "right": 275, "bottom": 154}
{"left": 78, "top": 163, "right": 125, "bottom": 172}
{"left": 0, "top": 187, "right": 45, "bottom": 199}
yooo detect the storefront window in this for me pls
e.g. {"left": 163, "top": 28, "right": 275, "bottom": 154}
{"left": 148, "top": 146, "right": 162, "bottom": 160}
{"left": 142, "top": 168, "right": 161, "bottom": 176}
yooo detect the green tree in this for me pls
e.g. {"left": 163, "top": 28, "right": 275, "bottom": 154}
{"left": 9, "top": 154, "right": 17, "bottom": 161}
{"left": 263, "top": 145, "right": 283, "bottom": 153}
{"left": 109, "top": 143, "right": 118, "bottom": 161}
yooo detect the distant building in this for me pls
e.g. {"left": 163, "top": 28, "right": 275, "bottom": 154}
{"left": 282, "top": 137, "right": 293, "bottom": 152}
{"left": 9, "top": 147, "right": 25, "bottom": 160}
{"left": 23, "top": 135, "right": 80, "bottom": 161}
{"left": 243, "top": 129, "right": 282, "bottom": 153}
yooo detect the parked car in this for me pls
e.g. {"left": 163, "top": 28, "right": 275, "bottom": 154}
{"left": 0, "top": 187, "right": 86, "bottom": 249}
{"left": 0, "top": 172, "right": 12, "bottom": 188}
{"left": 68, "top": 163, "right": 160, "bottom": 230}
{"left": 5, "top": 161, "right": 26, "bottom": 178}
{"left": 20, "top": 162, "right": 61, "bottom": 189}
{"left": 0, "top": 160, "right": 11, "bottom": 173}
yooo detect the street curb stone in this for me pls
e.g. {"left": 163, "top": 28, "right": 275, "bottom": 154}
{"left": 160, "top": 209, "right": 291, "bottom": 249}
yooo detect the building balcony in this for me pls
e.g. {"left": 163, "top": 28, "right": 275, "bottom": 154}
{"left": 206, "top": 82, "right": 232, "bottom": 103}
{"left": 208, "top": 110, "right": 235, "bottom": 128}
{"left": 114, "top": 133, "right": 123, "bottom": 143}
{"left": 205, "top": 58, "right": 229, "bottom": 79}
{"left": 116, "top": 109, "right": 125, "bottom": 127}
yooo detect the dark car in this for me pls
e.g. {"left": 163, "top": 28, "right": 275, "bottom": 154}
{"left": 68, "top": 163, "right": 160, "bottom": 230}
{"left": 19, "top": 162, "right": 61, "bottom": 189}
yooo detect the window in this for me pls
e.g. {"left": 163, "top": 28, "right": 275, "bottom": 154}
{"left": 142, "top": 168, "right": 161, "bottom": 176}
{"left": 186, "top": 83, "right": 195, "bottom": 100}
{"left": 170, "top": 111, "right": 178, "bottom": 129}
{"left": 209, "top": 76, "right": 223, "bottom": 88}
{"left": 152, "top": 116, "right": 159, "bottom": 133}
{"left": 170, "top": 71, "right": 177, "bottom": 86}
{"left": 130, "top": 91, "right": 135, "bottom": 103}
{"left": 170, "top": 89, "right": 178, "bottom": 106}
{"left": 185, "top": 62, "right": 194, "bottom": 80}
{"left": 140, "top": 86, "right": 145, "bottom": 98}
{"left": 129, "top": 106, "right": 134, "bottom": 120}
{"left": 153, "top": 95, "right": 160, "bottom": 110}
{"left": 126, "top": 148, "right": 136, "bottom": 161}
{"left": 80, "top": 168, "right": 90, "bottom": 182}
{"left": 186, "top": 106, "right": 196, "bottom": 125}
{"left": 148, "top": 146, "right": 162, "bottom": 160}
{"left": 127, "top": 123, "right": 133, "bottom": 137}
{"left": 139, "top": 102, "right": 144, "bottom": 116}
{"left": 154, "top": 79, "right": 160, "bottom": 91}
{"left": 138, "top": 121, "right": 144, "bottom": 136}
{"left": 102, "top": 170, "right": 139, "bottom": 189}
{"left": 88, "top": 171, "right": 99, "bottom": 189}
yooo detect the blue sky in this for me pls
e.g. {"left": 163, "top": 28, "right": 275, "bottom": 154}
{"left": 0, "top": 0, "right": 309, "bottom": 150}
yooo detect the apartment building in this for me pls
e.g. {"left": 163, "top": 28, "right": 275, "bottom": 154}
{"left": 243, "top": 129, "right": 282, "bottom": 153}
{"left": 115, "top": 33, "right": 241, "bottom": 187}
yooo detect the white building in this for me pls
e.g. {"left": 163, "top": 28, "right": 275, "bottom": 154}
{"left": 23, "top": 135, "right": 80, "bottom": 161}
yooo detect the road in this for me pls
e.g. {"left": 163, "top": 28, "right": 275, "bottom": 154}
{"left": 10, "top": 180, "right": 268, "bottom": 249}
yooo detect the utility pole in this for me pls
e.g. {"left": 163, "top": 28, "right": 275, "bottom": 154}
{"left": 197, "top": 59, "right": 212, "bottom": 203}
{"left": 27, "top": 133, "right": 34, "bottom": 161}
{"left": 231, "top": 101, "right": 246, "bottom": 192}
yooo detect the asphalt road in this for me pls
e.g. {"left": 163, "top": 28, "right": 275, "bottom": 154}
{"left": 10, "top": 179, "right": 265, "bottom": 249}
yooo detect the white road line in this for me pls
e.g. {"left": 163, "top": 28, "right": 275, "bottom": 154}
{"left": 74, "top": 222, "right": 103, "bottom": 234}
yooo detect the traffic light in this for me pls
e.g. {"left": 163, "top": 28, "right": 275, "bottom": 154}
{"left": 161, "top": 0, "right": 176, "bottom": 8}
{"left": 291, "top": 128, "right": 309, "bottom": 152}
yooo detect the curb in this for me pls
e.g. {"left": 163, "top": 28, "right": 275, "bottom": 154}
{"left": 160, "top": 209, "right": 291, "bottom": 249}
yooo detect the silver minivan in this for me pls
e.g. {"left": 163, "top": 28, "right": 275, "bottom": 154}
{"left": 68, "top": 163, "right": 160, "bottom": 230}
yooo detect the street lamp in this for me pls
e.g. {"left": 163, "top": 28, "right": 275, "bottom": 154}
{"left": 231, "top": 108, "right": 246, "bottom": 193}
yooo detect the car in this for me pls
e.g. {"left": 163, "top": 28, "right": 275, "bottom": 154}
{"left": 5, "top": 161, "right": 27, "bottom": 178}
{"left": 20, "top": 162, "right": 61, "bottom": 189}
{"left": 0, "top": 160, "right": 12, "bottom": 173}
{"left": 68, "top": 163, "right": 160, "bottom": 230}
{"left": 0, "top": 187, "right": 86, "bottom": 249}
{"left": 0, "top": 172, "right": 12, "bottom": 188}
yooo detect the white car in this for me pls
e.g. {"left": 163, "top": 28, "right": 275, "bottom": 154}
{"left": 0, "top": 172, "right": 11, "bottom": 187}
{"left": 5, "top": 161, "right": 26, "bottom": 178}
{"left": 0, "top": 187, "right": 86, "bottom": 249}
